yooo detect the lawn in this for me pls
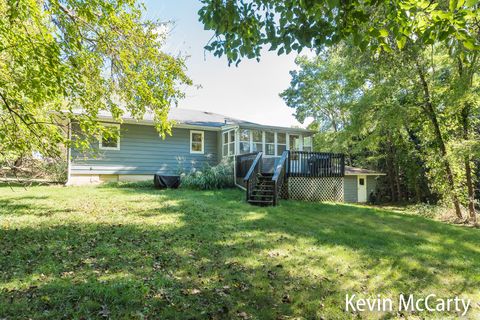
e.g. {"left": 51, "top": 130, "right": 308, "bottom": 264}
{"left": 1, "top": 185, "right": 479, "bottom": 319}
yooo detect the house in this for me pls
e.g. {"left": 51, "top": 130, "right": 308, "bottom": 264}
{"left": 68, "top": 108, "right": 384, "bottom": 203}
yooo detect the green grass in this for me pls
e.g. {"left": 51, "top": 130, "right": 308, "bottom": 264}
{"left": 1, "top": 185, "right": 479, "bottom": 319}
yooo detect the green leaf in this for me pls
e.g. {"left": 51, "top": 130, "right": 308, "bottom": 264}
{"left": 449, "top": 0, "right": 456, "bottom": 11}
{"left": 462, "top": 40, "right": 475, "bottom": 50}
{"left": 396, "top": 36, "right": 407, "bottom": 49}
{"left": 465, "top": 0, "right": 476, "bottom": 7}
{"left": 379, "top": 29, "right": 389, "bottom": 37}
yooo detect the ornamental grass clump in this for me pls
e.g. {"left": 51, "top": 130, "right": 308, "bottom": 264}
{"left": 180, "top": 162, "right": 234, "bottom": 190}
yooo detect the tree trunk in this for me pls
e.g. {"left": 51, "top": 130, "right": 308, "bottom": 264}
{"left": 461, "top": 106, "right": 477, "bottom": 224}
{"left": 415, "top": 60, "right": 463, "bottom": 219}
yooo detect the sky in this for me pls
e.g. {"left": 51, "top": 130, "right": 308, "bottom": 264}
{"left": 143, "top": 0, "right": 308, "bottom": 128}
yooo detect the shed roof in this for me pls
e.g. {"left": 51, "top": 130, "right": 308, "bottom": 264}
{"left": 345, "top": 166, "right": 385, "bottom": 176}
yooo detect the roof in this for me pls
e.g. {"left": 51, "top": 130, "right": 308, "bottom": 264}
{"left": 345, "top": 166, "right": 385, "bottom": 176}
{"left": 168, "top": 108, "right": 257, "bottom": 128}
{"left": 87, "top": 108, "right": 313, "bottom": 134}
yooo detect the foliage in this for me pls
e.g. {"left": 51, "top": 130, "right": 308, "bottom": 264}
{"left": 1, "top": 185, "right": 480, "bottom": 319}
{"left": 0, "top": 0, "right": 191, "bottom": 162}
{"left": 0, "top": 155, "right": 67, "bottom": 182}
{"left": 199, "top": 0, "right": 480, "bottom": 65}
{"left": 180, "top": 161, "right": 234, "bottom": 190}
{"left": 280, "top": 41, "right": 479, "bottom": 219}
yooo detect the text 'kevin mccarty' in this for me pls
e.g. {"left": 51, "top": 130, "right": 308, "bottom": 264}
{"left": 345, "top": 294, "right": 471, "bottom": 316}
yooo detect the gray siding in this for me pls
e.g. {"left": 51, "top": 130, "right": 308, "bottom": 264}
{"left": 367, "top": 176, "right": 377, "bottom": 198}
{"left": 344, "top": 176, "right": 358, "bottom": 203}
{"left": 71, "top": 124, "right": 218, "bottom": 175}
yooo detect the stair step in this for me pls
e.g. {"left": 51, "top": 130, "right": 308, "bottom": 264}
{"left": 254, "top": 186, "right": 275, "bottom": 190}
{"left": 256, "top": 181, "right": 274, "bottom": 185}
{"left": 252, "top": 190, "right": 274, "bottom": 194}
{"left": 248, "top": 199, "right": 274, "bottom": 205}
{"left": 250, "top": 194, "right": 274, "bottom": 199}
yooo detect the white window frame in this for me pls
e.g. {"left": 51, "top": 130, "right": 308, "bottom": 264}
{"left": 286, "top": 133, "right": 303, "bottom": 151}
{"left": 251, "top": 129, "right": 263, "bottom": 153}
{"left": 99, "top": 123, "right": 120, "bottom": 151}
{"left": 223, "top": 129, "right": 237, "bottom": 157}
{"left": 276, "top": 132, "right": 287, "bottom": 156}
{"left": 190, "top": 130, "right": 204, "bottom": 154}
{"left": 264, "top": 131, "right": 275, "bottom": 157}
{"left": 238, "top": 128, "right": 250, "bottom": 156}
{"left": 303, "top": 136, "right": 313, "bottom": 151}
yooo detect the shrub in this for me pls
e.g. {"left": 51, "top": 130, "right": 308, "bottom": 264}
{"left": 180, "top": 162, "right": 234, "bottom": 190}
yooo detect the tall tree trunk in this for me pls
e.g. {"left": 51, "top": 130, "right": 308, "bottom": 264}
{"left": 461, "top": 106, "right": 477, "bottom": 224}
{"left": 415, "top": 60, "right": 463, "bottom": 219}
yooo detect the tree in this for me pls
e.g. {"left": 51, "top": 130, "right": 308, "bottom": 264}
{"left": 280, "top": 42, "right": 479, "bottom": 221}
{"left": 199, "top": 0, "right": 480, "bottom": 65}
{"left": 0, "top": 0, "right": 191, "bottom": 163}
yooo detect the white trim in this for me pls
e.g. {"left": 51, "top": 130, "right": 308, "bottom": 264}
{"left": 274, "top": 132, "right": 278, "bottom": 156}
{"left": 345, "top": 173, "right": 386, "bottom": 176}
{"left": 190, "top": 130, "right": 204, "bottom": 154}
{"left": 222, "top": 128, "right": 237, "bottom": 157}
{"left": 264, "top": 131, "right": 275, "bottom": 157}
{"left": 235, "top": 128, "right": 240, "bottom": 156}
{"left": 99, "top": 123, "right": 120, "bottom": 151}
{"left": 178, "top": 123, "right": 220, "bottom": 131}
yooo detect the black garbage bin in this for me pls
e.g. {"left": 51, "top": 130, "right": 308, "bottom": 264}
{"left": 153, "top": 174, "right": 181, "bottom": 189}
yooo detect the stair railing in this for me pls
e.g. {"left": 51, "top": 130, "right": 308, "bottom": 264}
{"left": 272, "top": 150, "right": 289, "bottom": 206}
{"left": 244, "top": 152, "right": 263, "bottom": 202}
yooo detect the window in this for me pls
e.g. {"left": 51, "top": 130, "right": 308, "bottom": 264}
{"left": 190, "top": 130, "right": 204, "bottom": 154}
{"left": 277, "top": 132, "right": 286, "bottom": 155}
{"left": 289, "top": 134, "right": 301, "bottom": 151}
{"left": 228, "top": 130, "right": 235, "bottom": 156}
{"left": 99, "top": 124, "right": 120, "bottom": 150}
{"left": 265, "top": 131, "right": 275, "bottom": 156}
{"left": 223, "top": 129, "right": 235, "bottom": 156}
{"left": 303, "top": 136, "right": 313, "bottom": 152}
{"left": 223, "top": 132, "right": 228, "bottom": 156}
{"left": 239, "top": 129, "right": 250, "bottom": 154}
{"left": 252, "top": 130, "right": 263, "bottom": 152}
{"left": 359, "top": 178, "right": 365, "bottom": 186}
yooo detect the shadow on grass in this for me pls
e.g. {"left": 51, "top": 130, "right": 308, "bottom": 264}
{"left": 1, "top": 187, "right": 479, "bottom": 319}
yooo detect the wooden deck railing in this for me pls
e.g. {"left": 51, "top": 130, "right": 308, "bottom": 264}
{"left": 235, "top": 152, "right": 259, "bottom": 178}
{"left": 243, "top": 152, "right": 263, "bottom": 202}
{"left": 288, "top": 151, "right": 345, "bottom": 177}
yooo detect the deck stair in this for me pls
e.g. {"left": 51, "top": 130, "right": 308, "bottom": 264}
{"left": 237, "top": 150, "right": 345, "bottom": 206}
{"left": 247, "top": 173, "right": 274, "bottom": 206}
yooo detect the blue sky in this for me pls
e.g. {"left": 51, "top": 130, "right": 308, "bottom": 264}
{"left": 143, "top": 0, "right": 308, "bottom": 128}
